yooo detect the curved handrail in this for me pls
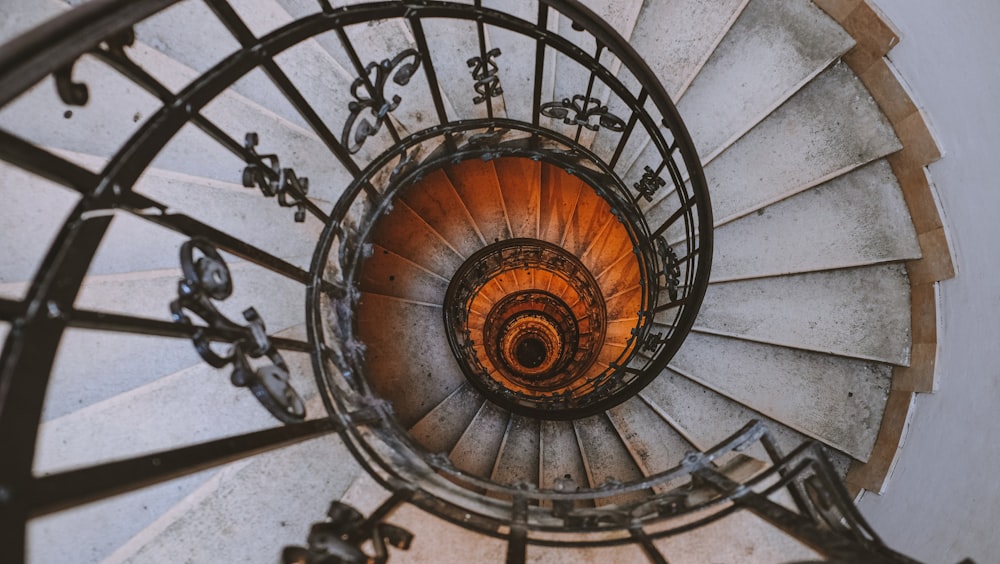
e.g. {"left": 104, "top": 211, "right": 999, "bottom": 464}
{"left": 0, "top": 0, "right": 712, "bottom": 559}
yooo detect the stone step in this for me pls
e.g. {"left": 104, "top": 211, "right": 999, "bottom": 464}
{"left": 356, "top": 293, "right": 464, "bottom": 427}
{"left": 408, "top": 382, "right": 485, "bottom": 455}
{"left": 490, "top": 414, "right": 541, "bottom": 488}
{"left": 34, "top": 325, "right": 316, "bottom": 475}
{"left": 677, "top": 0, "right": 854, "bottom": 163}
{"left": 710, "top": 159, "right": 921, "bottom": 282}
{"left": 700, "top": 61, "right": 901, "bottom": 225}
{"left": 605, "top": 396, "right": 694, "bottom": 485}
{"left": 11, "top": 149, "right": 325, "bottom": 281}
{"left": 42, "top": 264, "right": 309, "bottom": 421}
{"left": 369, "top": 198, "right": 466, "bottom": 279}
{"left": 591, "top": 0, "right": 749, "bottom": 169}
{"left": 398, "top": 168, "right": 486, "bottom": 258}
{"left": 104, "top": 434, "right": 360, "bottom": 563}
{"left": 696, "top": 264, "right": 911, "bottom": 365}
{"left": 27, "top": 469, "right": 215, "bottom": 564}
{"left": 359, "top": 244, "right": 449, "bottom": 305}
{"left": 539, "top": 419, "right": 592, "bottom": 508}
{"left": 274, "top": 0, "right": 450, "bottom": 140}
{"left": 573, "top": 413, "right": 648, "bottom": 506}
{"left": 638, "top": 366, "right": 852, "bottom": 477}
{"left": 0, "top": 1, "right": 351, "bottom": 201}
{"left": 445, "top": 158, "right": 511, "bottom": 244}
{"left": 494, "top": 157, "right": 541, "bottom": 240}
{"left": 669, "top": 332, "right": 891, "bottom": 461}
{"left": 449, "top": 400, "right": 509, "bottom": 479}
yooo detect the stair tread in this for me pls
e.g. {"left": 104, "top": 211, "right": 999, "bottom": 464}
{"left": 107, "top": 435, "right": 360, "bottom": 563}
{"left": 408, "top": 383, "right": 485, "bottom": 455}
{"left": 539, "top": 419, "right": 591, "bottom": 505}
{"left": 398, "top": 169, "right": 486, "bottom": 257}
{"left": 446, "top": 159, "right": 511, "bottom": 244}
{"left": 573, "top": 414, "right": 648, "bottom": 506}
{"left": 606, "top": 397, "right": 694, "bottom": 482}
{"left": 357, "top": 294, "right": 465, "bottom": 427}
{"left": 696, "top": 264, "right": 912, "bottom": 365}
{"left": 629, "top": 0, "right": 748, "bottom": 98}
{"left": 678, "top": 0, "right": 855, "bottom": 162}
{"left": 369, "top": 200, "right": 466, "bottom": 280}
{"left": 711, "top": 159, "right": 921, "bottom": 282}
{"left": 490, "top": 414, "right": 541, "bottom": 488}
{"left": 669, "top": 332, "right": 890, "bottom": 461}
{"left": 449, "top": 401, "right": 509, "bottom": 479}
{"left": 0, "top": 23, "right": 350, "bottom": 200}
{"left": 35, "top": 327, "right": 316, "bottom": 474}
{"left": 359, "top": 245, "right": 449, "bottom": 305}
{"left": 494, "top": 157, "right": 541, "bottom": 240}
{"left": 703, "top": 61, "right": 901, "bottom": 225}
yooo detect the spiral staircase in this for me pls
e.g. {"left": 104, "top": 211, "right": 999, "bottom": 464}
{"left": 0, "top": 0, "right": 955, "bottom": 562}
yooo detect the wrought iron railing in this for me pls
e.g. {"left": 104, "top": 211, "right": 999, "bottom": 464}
{"left": 0, "top": 0, "right": 926, "bottom": 562}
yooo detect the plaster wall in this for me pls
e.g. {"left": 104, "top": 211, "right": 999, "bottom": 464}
{"left": 857, "top": 2, "right": 1000, "bottom": 562}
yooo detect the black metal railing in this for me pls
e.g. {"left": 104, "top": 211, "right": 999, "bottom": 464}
{"left": 0, "top": 1, "right": 928, "bottom": 563}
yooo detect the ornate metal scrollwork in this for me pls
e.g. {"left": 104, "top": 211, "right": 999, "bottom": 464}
{"left": 342, "top": 49, "right": 421, "bottom": 154}
{"left": 54, "top": 27, "right": 137, "bottom": 106}
{"left": 467, "top": 47, "right": 503, "bottom": 104}
{"left": 539, "top": 94, "right": 626, "bottom": 132}
{"left": 282, "top": 501, "right": 413, "bottom": 564}
{"left": 655, "top": 236, "right": 681, "bottom": 302}
{"left": 242, "top": 133, "right": 310, "bottom": 222}
{"left": 634, "top": 166, "right": 666, "bottom": 202}
{"left": 170, "top": 238, "right": 306, "bottom": 423}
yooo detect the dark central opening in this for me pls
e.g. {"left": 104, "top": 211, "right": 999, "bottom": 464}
{"left": 515, "top": 337, "right": 547, "bottom": 368}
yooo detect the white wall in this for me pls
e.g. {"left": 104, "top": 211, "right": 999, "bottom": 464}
{"left": 857, "top": 2, "right": 1000, "bottom": 562}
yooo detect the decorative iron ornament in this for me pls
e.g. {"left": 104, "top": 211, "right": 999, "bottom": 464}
{"left": 467, "top": 47, "right": 503, "bottom": 104}
{"left": 170, "top": 238, "right": 306, "bottom": 423}
{"left": 342, "top": 49, "right": 421, "bottom": 153}
{"left": 539, "top": 94, "right": 626, "bottom": 132}
{"left": 634, "top": 165, "right": 666, "bottom": 202}
{"left": 54, "top": 27, "right": 136, "bottom": 106}
{"left": 241, "top": 133, "right": 311, "bottom": 223}
{"left": 655, "top": 236, "right": 681, "bottom": 302}
{"left": 282, "top": 501, "right": 413, "bottom": 564}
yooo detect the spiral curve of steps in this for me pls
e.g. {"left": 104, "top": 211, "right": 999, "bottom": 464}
{"left": 0, "top": 0, "right": 939, "bottom": 561}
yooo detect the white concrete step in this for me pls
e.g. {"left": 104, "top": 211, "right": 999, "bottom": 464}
{"left": 0, "top": 0, "right": 351, "bottom": 201}
{"left": 0, "top": 160, "right": 82, "bottom": 287}
{"left": 653, "top": 510, "right": 819, "bottom": 563}
{"left": 446, "top": 158, "right": 511, "bottom": 244}
{"left": 677, "top": 0, "right": 854, "bottom": 163}
{"left": 696, "top": 264, "right": 911, "bottom": 365}
{"left": 494, "top": 157, "right": 542, "bottom": 240}
{"left": 591, "top": 0, "right": 749, "bottom": 168}
{"left": 573, "top": 413, "right": 647, "bottom": 505}
{"left": 408, "top": 382, "right": 485, "bottom": 455}
{"left": 711, "top": 158, "right": 921, "bottom": 282}
{"left": 606, "top": 396, "right": 693, "bottom": 482}
{"left": 639, "top": 367, "right": 852, "bottom": 477}
{"left": 105, "top": 433, "right": 360, "bottom": 564}
{"left": 369, "top": 199, "right": 466, "bottom": 279}
{"left": 34, "top": 325, "right": 316, "bottom": 474}
{"left": 449, "top": 401, "right": 509, "bottom": 479}
{"left": 357, "top": 293, "right": 465, "bottom": 427}
{"left": 539, "top": 419, "right": 591, "bottom": 506}
{"left": 398, "top": 169, "right": 486, "bottom": 258}
{"left": 26, "top": 469, "right": 215, "bottom": 564}
{"left": 629, "top": 0, "right": 748, "bottom": 99}
{"left": 43, "top": 263, "right": 308, "bottom": 421}
{"left": 359, "top": 244, "right": 449, "bottom": 305}
{"left": 699, "top": 61, "right": 900, "bottom": 225}
{"left": 671, "top": 332, "right": 891, "bottom": 461}
{"left": 491, "top": 414, "right": 540, "bottom": 488}
{"left": 275, "top": 0, "right": 450, "bottom": 142}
